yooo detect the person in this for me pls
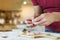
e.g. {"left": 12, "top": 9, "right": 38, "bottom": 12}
{"left": 25, "top": 0, "right": 60, "bottom": 33}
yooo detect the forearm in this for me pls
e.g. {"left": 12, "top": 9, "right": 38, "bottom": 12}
{"left": 33, "top": 6, "right": 42, "bottom": 18}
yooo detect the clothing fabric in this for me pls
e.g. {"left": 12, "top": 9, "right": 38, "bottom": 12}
{"left": 45, "top": 29, "right": 60, "bottom": 33}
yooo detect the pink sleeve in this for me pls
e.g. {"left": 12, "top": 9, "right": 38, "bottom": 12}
{"left": 31, "top": 0, "right": 39, "bottom": 6}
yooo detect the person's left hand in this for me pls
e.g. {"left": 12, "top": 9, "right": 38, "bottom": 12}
{"left": 32, "top": 13, "right": 57, "bottom": 26}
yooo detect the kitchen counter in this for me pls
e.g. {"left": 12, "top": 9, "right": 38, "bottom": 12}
{"left": 0, "top": 24, "right": 60, "bottom": 40}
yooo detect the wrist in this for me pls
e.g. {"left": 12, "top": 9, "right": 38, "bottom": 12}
{"left": 34, "top": 13, "right": 41, "bottom": 18}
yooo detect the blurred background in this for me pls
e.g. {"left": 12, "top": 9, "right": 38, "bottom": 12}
{"left": 0, "top": 0, "right": 35, "bottom": 31}
{"left": 20, "top": 0, "right": 34, "bottom": 21}
{"left": 0, "top": 0, "right": 34, "bottom": 21}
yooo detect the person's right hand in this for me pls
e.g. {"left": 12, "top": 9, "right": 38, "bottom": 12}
{"left": 25, "top": 18, "right": 35, "bottom": 28}
{"left": 25, "top": 13, "right": 41, "bottom": 28}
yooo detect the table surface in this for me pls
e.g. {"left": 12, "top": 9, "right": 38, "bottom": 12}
{"left": 0, "top": 24, "right": 60, "bottom": 40}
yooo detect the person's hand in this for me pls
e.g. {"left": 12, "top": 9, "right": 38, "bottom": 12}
{"left": 25, "top": 12, "right": 60, "bottom": 27}
{"left": 25, "top": 18, "right": 35, "bottom": 28}
{"left": 33, "top": 13, "right": 58, "bottom": 26}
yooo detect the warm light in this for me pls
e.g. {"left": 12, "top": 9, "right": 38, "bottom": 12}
{"left": 23, "top": 1, "right": 27, "bottom": 5}
{"left": 0, "top": 19, "right": 4, "bottom": 24}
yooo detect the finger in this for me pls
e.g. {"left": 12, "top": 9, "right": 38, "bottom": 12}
{"left": 39, "top": 18, "right": 47, "bottom": 24}
{"left": 33, "top": 18, "right": 46, "bottom": 25}
{"left": 38, "top": 22, "right": 47, "bottom": 26}
{"left": 25, "top": 17, "right": 35, "bottom": 23}
{"left": 25, "top": 19, "right": 32, "bottom": 24}
{"left": 26, "top": 24, "right": 35, "bottom": 28}
{"left": 42, "top": 21, "right": 52, "bottom": 26}
{"left": 25, "top": 21, "right": 31, "bottom": 24}
{"left": 26, "top": 19, "right": 32, "bottom": 21}
{"left": 33, "top": 14, "right": 45, "bottom": 22}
